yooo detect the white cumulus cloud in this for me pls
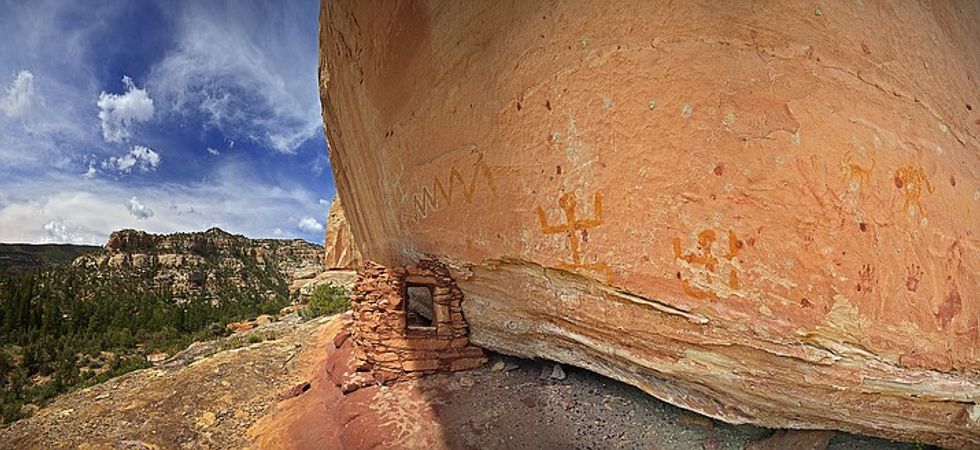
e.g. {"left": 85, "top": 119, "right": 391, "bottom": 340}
{"left": 207, "top": 147, "right": 220, "bottom": 156}
{"left": 102, "top": 145, "right": 161, "bottom": 174}
{"left": 0, "top": 70, "right": 38, "bottom": 117}
{"left": 42, "top": 219, "right": 88, "bottom": 244}
{"left": 127, "top": 196, "right": 154, "bottom": 219}
{"left": 97, "top": 75, "right": 155, "bottom": 143}
{"left": 296, "top": 217, "right": 323, "bottom": 233}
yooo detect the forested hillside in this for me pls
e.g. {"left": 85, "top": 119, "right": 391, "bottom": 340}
{"left": 0, "top": 228, "right": 323, "bottom": 424}
{"left": 0, "top": 244, "right": 99, "bottom": 275}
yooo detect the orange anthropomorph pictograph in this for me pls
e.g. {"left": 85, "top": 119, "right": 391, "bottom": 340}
{"left": 671, "top": 228, "right": 740, "bottom": 299}
{"left": 535, "top": 191, "right": 612, "bottom": 283}
{"left": 893, "top": 161, "right": 933, "bottom": 217}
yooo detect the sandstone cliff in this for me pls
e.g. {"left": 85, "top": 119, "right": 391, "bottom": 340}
{"left": 319, "top": 1, "right": 979, "bottom": 447}
{"left": 323, "top": 195, "right": 361, "bottom": 269}
{"left": 72, "top": 228, "right": 323, "bottom": 302}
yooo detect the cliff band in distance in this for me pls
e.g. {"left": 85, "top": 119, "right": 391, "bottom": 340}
{"left": 323, "top": 194, "right": 362, "bottom": 270}
{"left": 73, "top": 228, "right": 324, "bottom": 303}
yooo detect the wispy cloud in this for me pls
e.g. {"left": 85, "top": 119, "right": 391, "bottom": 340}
{"left": 0, "top": 0, "right": 331, "bottom": 245}
{"left": 148, "top": 1, "right": 321, "bottom": 154}
{"left": 0, "top": 69, "right": 92, "bottom": 169}
{"left": 0, "top": 70, "right": 38, "bottom": 118}
{"left": 311, "top": 151, "right": 330, "bottom": 175}
{"left": 0, "top": 1, "right": 116, "bottom": 169}
{"left": 0, "top": 162, "right": 326, "bottom": 244}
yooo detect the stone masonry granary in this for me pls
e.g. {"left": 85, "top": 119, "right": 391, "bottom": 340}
{"left": 349, "top": 259, "right": 486, "bottom": 382}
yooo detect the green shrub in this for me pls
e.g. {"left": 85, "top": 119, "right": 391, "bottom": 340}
{"left": 247, "top": 333, "right": 265, "bottom": 344}
{"left": 0, "top": 401, "right": 25, "bottom": 424}
{"left": 301, "top": 283, "right": 349, "bottom": 319}
{"left": 78, "top": 356, "right": 150, "bottom": 389}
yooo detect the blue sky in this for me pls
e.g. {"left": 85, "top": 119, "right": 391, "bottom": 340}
{"left": 0, "top": 0, "right": 334, "bottom": 245}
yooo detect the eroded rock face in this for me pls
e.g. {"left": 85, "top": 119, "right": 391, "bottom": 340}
{"left": 73, "top": 228, "right": 324, "bottom": 301}
{"left": 318, "top": 1, "right": 979, "bottom": 447}
{"left": 323, "top": 194, "right": 362, "bottom": 269}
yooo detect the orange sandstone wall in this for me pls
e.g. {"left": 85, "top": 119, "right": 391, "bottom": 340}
{"left": 319, "top": 1, "right": 979, "bottom": 446}
{"left": 323, "top": 194, "right": 361, "bottom": 269}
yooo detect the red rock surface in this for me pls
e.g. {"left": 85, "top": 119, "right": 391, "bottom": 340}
{"left": 318, "top": 1, "right": 979, "bottom": 447}
{"left": 249, "top": 324, "right": 918, "bottom": 450}
{"left": 0, "top": 315, "right": 339, "bottom": 450}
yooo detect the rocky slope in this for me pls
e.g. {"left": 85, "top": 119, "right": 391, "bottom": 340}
{"left": 0, "top": 314, "right": 340, "bottom": 449}
{"left": 71, "top": 228, "right": 323, "bottom": 302}
{"left": 318, "top": 1, "right": 979, "bottom": 447}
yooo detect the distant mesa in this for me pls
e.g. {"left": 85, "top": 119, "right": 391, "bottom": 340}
{"left": 72, "top": 227, "right": 326, "bottom": 302}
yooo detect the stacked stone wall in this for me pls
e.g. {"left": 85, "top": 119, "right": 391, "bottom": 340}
{"left": 349, "top": 259, "right": 485, "bottom": 383}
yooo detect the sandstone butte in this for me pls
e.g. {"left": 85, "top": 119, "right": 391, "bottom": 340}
{"left": 317, "top": 2, "right": 979, "bottom": 448}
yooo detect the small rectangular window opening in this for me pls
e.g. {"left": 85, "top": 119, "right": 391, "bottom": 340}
{"left": 405, "top": 285, "right": 435, "bottom": 328}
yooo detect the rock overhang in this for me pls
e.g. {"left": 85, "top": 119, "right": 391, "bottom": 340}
{"left": 318, "top": 1, "right": 980, "bottom": 447}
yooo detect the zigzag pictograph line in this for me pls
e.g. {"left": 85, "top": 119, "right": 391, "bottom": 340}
{"left": 413, "top": 153, "right": 495, "bottom": 221}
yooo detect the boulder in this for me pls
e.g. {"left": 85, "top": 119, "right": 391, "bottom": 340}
{"left": 318, "top": 1, "right": 979, "bottom": 447}
{"left": 226, "top": 321, "right": 254, "bottom": 334}
{"left": 254, "top": 315, "right": 275, "bottom": 326}
{"left": 279, "top": 304, "right": 307, "bottom": 317}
